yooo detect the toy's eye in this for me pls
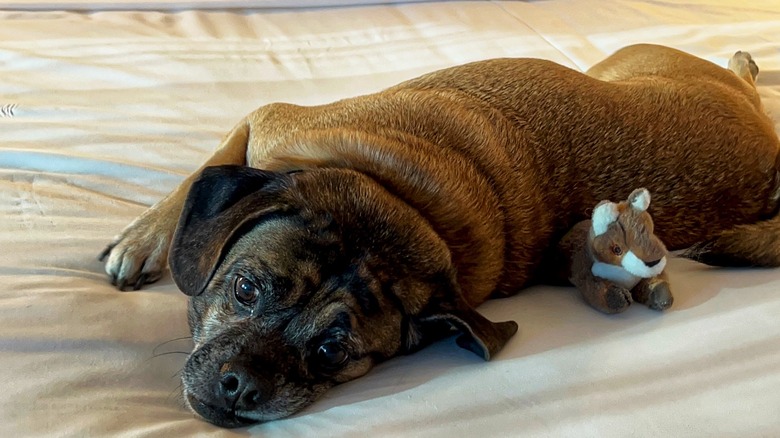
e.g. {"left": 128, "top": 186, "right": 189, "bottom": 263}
{"left": 611, "top": 244, "right": 623, "bottom": 256}
{"left": 234, "top": 275, "right": 260, "bottom": 306}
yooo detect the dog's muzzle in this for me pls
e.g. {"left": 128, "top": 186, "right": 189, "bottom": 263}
{"left": 185, "top": 361, "right": 273, "bottom": 428}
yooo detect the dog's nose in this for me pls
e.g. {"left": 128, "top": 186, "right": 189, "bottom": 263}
{"left": 218, "top": 363, "right": 272, "bottom": 412}
{"left": 645, "top": 258, "right": 662, "bottom": 268}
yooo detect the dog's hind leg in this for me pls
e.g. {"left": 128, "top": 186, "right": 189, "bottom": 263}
{"left": 99, "top": 120, "right": 251, "bottom": 290}
{"left": 683, "top": 139, "right": 780, "bottom": 268}
{"left": 728, "top": 51, "right": 759, "bottom": 88}
{"left": 682, "top": 212, "right": 780, "bottom": 268}
{"left": 587, "top": 44, "right": 762, "bottom": 108}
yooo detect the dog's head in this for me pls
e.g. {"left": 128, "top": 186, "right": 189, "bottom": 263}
{"left": 169, "top": 165, "right": 517, "bottom": 428}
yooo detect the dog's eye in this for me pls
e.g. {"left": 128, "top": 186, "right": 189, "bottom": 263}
{"left": 234, "top": 275, "right": 260, "bottom": 306}
{"left": 611, "top": 244, "right": 623, "bottom": 256}
{"left": 314, "top": 342, "right": 349, "bottom": 371}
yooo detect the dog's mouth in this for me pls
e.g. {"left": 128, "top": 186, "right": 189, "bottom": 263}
{"left": 185, "top": 393, "right": 260, "bottom": 428}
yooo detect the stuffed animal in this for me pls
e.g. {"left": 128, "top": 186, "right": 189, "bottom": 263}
{"left": 555, "top": 188, "right": 674, "bottom": 314}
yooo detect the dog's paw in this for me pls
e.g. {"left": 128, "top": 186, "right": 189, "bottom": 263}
{"left": 603, "top": 284, "right": 633, "bottom": 314}
{"left": 729, "top": 50, "right": 759, "bottom": 81}
{"left": 99, "top": 211, "right": 174, "bottom": 291}
{"left": 647, "top": 283, "right": 674, "bottom": 311}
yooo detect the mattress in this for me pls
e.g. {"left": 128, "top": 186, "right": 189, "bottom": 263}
{"left": 1, "top": 1, "right": 779, "bottom": 436}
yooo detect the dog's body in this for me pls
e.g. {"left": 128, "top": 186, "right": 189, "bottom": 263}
{"left": 100, "top": 45, "right": 780, "bottom": 427}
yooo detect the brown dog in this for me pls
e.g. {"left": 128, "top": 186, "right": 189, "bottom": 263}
{"left": 99, "top": 44, "right": 780, "bottom": 427}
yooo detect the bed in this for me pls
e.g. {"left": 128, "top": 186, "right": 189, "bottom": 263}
{"left": 1, "top": 1, "right": 779, "bottom": 436}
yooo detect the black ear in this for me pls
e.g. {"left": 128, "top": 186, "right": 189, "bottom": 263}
{"left": 417, "top": 277, "right": 518, "bottom": 361}
{"left": 169, "top": 165, "right": 292, "bottom": 296}
{"left": 420, "top": 310, "right": 518, "bottom": 361}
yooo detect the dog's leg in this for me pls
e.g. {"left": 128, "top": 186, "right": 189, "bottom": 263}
{"left": 682, "top": 212, "right": 780, "bottom": 268}
{"left": 728, "top": 51, "right": 759, "bottom": 87}
{"left": 632, "top": 272, "right": 673, "bottom": 311}
{"left": 587, "top": 44, "right": 761, "bottom": 105}
{"left": 683, "top": 145, "right": 780, "bottom": 268}
{"left": 100, "top": 121, "right": 250, "bottom": 290}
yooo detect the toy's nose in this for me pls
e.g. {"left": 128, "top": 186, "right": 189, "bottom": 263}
{"left": 645, "top": 259, "right": 662, "bottom": 268}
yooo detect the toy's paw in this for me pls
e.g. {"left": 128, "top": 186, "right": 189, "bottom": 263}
{"left": 647, "top": 282, "right": 674, "bottom": 311}
{"left": 604, "top": 284, "right": 632, "bottom": 314}
{"left": 99, "top": 210, "right": 174, "bottom": 291}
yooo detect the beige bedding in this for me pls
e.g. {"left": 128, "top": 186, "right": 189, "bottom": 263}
{"left": 1, "top": 1, "right": 779, "bottom": 436}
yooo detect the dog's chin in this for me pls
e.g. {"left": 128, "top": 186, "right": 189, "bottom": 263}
{"left": 184, "top": 392, "right": 260, "bottom": 428}
{"left": 183, "top": 388, "right": 307, "bottom": 428}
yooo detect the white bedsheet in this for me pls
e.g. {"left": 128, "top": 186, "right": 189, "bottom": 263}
{"left": 1, "top": 1, "right": 779, "bottom": 436}
{"left": 1, "top": 0, "right": 431, "bottom": 10}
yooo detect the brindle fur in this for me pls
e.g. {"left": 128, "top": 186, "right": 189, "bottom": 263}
{"left": 99, "top": 45, "right": 780, "bottom": 427}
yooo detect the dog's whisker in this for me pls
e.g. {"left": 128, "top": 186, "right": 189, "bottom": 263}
{"left": 151, "top": 351, "right": 190, "bottom": 359}
{"left": 152, "top": 336, "right": 193, "bottom": 356}
{"left": 167, "top": 382, "right": 185, "bottom": 404}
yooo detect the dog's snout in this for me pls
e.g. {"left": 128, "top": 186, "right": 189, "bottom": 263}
{"left": 219, "top": 373, "right": 240, "bottom": 394}
{"left": 645, "top": 258, "right": 662, "bottom": 268}
{"left": 218, "top": 363, "right": 272, "bottom": 412}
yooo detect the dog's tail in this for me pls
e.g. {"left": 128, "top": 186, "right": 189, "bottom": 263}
{"left": 682, "top": 199, "right": 780, "bottom": 268}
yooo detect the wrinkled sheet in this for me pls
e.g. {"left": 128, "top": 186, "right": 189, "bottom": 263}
{"left": 1, "top": 1, "right": 779, "bottom": 436}
{"left": 1, "top": 0, "right": 431, "bottom": 11}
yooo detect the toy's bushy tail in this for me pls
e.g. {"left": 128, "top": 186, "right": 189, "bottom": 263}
{"left": 682, "top": 212, "right": 780, "bottom": 267}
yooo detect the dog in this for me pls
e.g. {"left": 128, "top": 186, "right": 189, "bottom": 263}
{"left": 99, "top": 44, "right": 780, "bottom": 427}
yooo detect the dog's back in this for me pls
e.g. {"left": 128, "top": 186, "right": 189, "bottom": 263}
{"left": 396, "top": 52, "right": 779, "bottom": 239}
{"left": 242, "top": 44, "right": 780, "bottom": 300}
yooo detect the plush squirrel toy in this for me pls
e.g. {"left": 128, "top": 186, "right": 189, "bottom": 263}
{"left": 556, "top": 188, "right": 674, "bottom": 314}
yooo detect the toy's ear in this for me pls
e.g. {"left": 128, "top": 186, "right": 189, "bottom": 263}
{"left": 592, "top": 200, "right": 619, "bottom": 236}
{"left": 628, "top": 188, "right": 651, "bottom": 212}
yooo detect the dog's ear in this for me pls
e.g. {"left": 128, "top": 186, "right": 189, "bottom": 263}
{"left": 416, "top": 275, "right": 518, "bottom": 361}
{"left": 419, "top": 308, "right": 518, "bottom": 361}
{"left": 169, "top": 165, "right": 293, "bottom": 296}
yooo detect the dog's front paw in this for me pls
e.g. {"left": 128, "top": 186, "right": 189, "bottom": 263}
{"left": 99, "top": 210, "right": 175, "bottom": 291}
